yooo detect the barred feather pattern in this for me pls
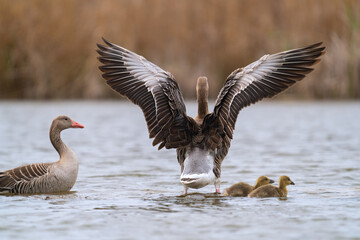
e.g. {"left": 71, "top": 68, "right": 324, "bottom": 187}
{"left": 0, "top": 163, "right": 52, "bottom": 194}
{"left": 214, "top": 42, "right": 325, "bottom": 156}
{"left": 97, "top": 38, "right": 199, "bottom": 150}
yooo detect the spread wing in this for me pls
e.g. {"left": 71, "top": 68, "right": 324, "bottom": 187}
{"left": 97, "top": 38, "right": 199, "bottom": 149}
{"left": 0, "top": 163, "right": 51, "bottom": 192}
{"left": 212, "top": 42, "right": 325, "bottom": 158}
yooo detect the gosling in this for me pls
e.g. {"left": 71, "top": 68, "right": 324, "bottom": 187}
{"left": 223, "top": 176, "right": 274, "bottom": 197}
{"left": 248, "top": 175, "right": 295, "bottom": 198}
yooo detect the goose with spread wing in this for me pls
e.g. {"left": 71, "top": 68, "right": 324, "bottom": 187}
{"left": 97, "top": 39, "right": 324, "bottom": 194}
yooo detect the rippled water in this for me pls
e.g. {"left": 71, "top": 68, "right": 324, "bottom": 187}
{"left": 0, "top": 101, "right": 359, "bottom": 240}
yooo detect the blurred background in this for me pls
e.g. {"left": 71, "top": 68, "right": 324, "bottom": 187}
{"left": 0, "top": 0, "right": 359, "bottom": 99}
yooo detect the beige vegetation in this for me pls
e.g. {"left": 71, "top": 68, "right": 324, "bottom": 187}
{"left": 0, "top": 0, "right": 359, "bottom": 99}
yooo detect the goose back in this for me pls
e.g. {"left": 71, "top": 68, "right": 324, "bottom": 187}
{"left": 223, "top": 176, "right": 274, "bottom": 197}
{"left": 248, "top": 176, "right": 294, "bottom": 198}
{"left": 223, "top": 182, "right": 254, "bottom": 197}
{"left": 248, "top": 184, "right": 284, "bottom": 198}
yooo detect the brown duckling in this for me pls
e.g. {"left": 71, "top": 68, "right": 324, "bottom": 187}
{"left": 248, "top": 175, "right": 295, "bottom": 198}
{"left": 223, "top": 176, "right": 274, "bottom": 197}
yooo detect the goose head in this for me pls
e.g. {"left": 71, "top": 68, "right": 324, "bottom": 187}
{"left": 279, "top": 175, "right": 295, "bottom": 188}
{"left": 254, "top": 176, "right": 275, "bottom": 189}
{"left": 52, "top": 115, "right": 84, "bottom": 131}
{"left": 196, "top": 76, "right": 209, "bottom": 100}
{"left": 195, "top": 76, "right": 209, "bottom": 124}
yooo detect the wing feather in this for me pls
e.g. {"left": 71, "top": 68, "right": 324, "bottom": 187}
{"left": 97, "top": 38, "right": 198, "bottom": 149}
{"left": 0, "top": 163, "right": 51, "bottom": 192}
{"left": 211, "top": 42, "right": 325, "bottom": 156}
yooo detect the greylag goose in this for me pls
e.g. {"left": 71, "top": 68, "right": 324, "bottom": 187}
{"left": 0, "top": 116, "right": 84, "bottom": 194}
{"left": 248, "top": 175, "right": 295, "bottom": 198}
{"left": 223, "top": 176, "right": 274, "bottom": 197}
{"left": 97, "top": 38, "right": 324, "bottom": 194}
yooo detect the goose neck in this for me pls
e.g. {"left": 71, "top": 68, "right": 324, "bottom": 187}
{"left": 196, "top": 79, "right": 209, "bottom": 119}
{"left": 50, "top": 125, "right": 69, "bottom": 158}
{"left": 279, "top": 182, "right": 288, "bottom": 196}
{"left": 253, "top": 181, "right": 262, "bottom": 189}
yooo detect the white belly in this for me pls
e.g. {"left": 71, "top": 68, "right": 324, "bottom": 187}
{"left": 180, "top": 147, "right": 216, "bottom": 189}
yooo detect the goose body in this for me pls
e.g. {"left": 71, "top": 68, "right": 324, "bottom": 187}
{"left": 223, "top": 176, "right": 274, "bottom": 197}
{"left": 97, "top": 39, "right": 324, "bottom": 194}
{"left": 0, "top": 116, "right": 84, "bottom": 194}
{"left": 248, "top": 175, "right": 295, "bottom": 198}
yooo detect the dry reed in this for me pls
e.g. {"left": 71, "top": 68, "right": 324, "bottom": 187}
{"left": 0, "top": 0, "right": 359, "bottom": 99}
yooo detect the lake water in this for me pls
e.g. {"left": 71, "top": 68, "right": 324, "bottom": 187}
{"left": 0, "top": 100, "right": 359, "bottom": 240}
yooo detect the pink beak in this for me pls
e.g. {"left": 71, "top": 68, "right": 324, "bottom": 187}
{"left": 71, "top": 120, "right": 84, "bottom": 128}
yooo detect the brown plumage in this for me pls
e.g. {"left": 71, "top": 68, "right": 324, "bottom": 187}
{"left": 97, "top": 38, "right": 324, "bottom": 194}
{"left": 223, "top": 176, "right": 274, "bottom": 197}
{"left": 248, "top": 175, "right": 295, "bottom": 198}
{"left": 0, "top": 116, "right": 84, "bottom": 194}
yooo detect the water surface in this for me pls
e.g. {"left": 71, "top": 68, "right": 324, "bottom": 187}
{"left": 0, "top": 101, "right": 359, "bottom": 240}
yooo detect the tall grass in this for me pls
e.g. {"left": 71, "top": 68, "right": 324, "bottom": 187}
{"left": 0, "top": 0, "right": 359, "bottom": 99}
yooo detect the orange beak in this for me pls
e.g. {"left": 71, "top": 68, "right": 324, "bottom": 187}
{"left": 71, "top": 120, "right": 84, "bottom": 128}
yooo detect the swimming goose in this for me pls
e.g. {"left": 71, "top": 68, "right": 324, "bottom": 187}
{"left": 248, "top": 175, "right": 295, "bottom": 198}
{"left": 223, "top": 176, "right": 274, "bottom": 197}
{"left": 0, "top": 116, "right": 84, "bottom": 194}
{"left": 97, "top": 38, "right": 324, "bottom": 194}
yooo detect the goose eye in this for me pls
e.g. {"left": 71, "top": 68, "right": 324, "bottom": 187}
{"left": 65, "top": 118, "right": 68, "bottom": 121}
